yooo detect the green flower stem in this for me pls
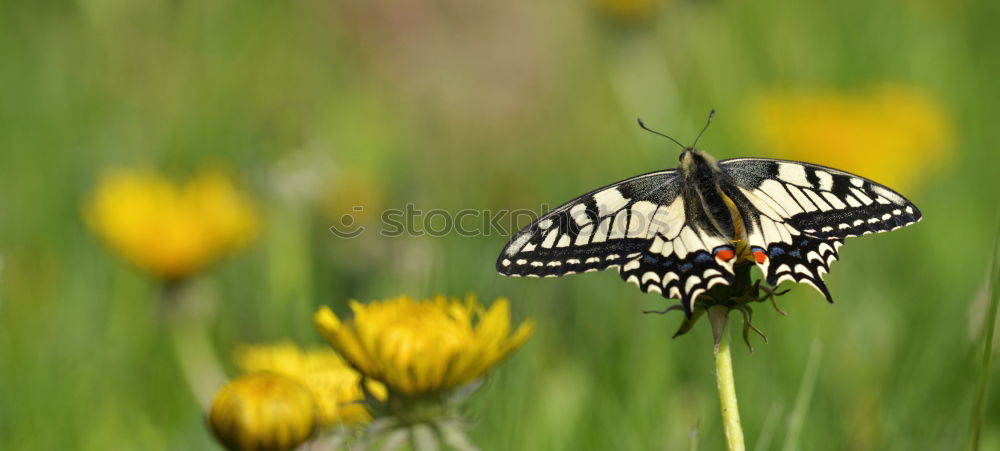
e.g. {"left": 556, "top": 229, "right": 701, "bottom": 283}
{"left": 162, "top": 280, "right": 227, "bottom": 411}
{"left": 712, "top": 307, "right": 746, "bottom": 451}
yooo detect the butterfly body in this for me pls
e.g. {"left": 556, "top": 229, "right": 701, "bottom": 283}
{"left": 496, "top": 146, "right": 921, "bottom": 317}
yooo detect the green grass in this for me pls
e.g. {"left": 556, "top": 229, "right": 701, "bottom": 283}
{"left": 1, "top": 0, "right": 999, "bottom": 449}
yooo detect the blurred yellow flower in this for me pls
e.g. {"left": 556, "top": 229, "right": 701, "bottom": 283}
{"left": 314, "top": 294, "right": 533, "bottom": 396}
{"left": 594, "top": 0, "right": 662, "bottom": 23}
{"left": 235, "top": 342, "right": 383, "bottom": 426}
{"left": 208, "top": 372, "right": 316, "bottom": 451}
{"left": 85, "top": 168, "right": 258, "bottom": 280}
{"left": 748, "top": 86, "right": 953, "bottom": 192}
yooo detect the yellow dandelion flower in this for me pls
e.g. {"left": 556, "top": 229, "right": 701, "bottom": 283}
{"left": 84, "top": 168, "right": 258, "bottom": 280}
{"left": 313, "top": 294, "right": 533, "bottom": 396}
{"left": 747, "top": 85, "right": 953, "bottom": 192}
{"left": 235, "top": 342, "right": 383, "bottom": 426}
{"left": 208, "top": 372, "right": 316, "bottom": 451}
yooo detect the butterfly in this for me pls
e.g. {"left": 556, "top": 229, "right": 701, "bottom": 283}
{"left": 496, "top": 112, "right": 922, "bottom": 317}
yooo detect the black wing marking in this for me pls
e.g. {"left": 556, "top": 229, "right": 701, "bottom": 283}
{"left": 720, "top": 158, "right": 921, "bottom": 300}
{"left": 497, "top": 169, "right": 681, "bottom": 277}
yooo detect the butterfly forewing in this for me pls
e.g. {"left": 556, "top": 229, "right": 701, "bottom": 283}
{"left": 497, "top": 170, "right": 681, "bottom": 277}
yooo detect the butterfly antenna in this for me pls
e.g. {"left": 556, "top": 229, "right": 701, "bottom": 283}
{"left": 690, "top": 109, "right": 715, "bottom": 149}
{"left": 637, "top": 118, "right": 685, "bottom": 150}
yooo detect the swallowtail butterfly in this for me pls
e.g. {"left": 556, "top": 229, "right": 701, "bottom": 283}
{"left": 496, "top": 113, "right": 921, "bottom": 317}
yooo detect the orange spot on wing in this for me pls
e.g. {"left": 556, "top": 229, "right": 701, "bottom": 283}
{"left": 714, "top": 248, "right": 735, "bottom": 261}
{"left": 753, "top": 249, "right": 768, "bottom": 264}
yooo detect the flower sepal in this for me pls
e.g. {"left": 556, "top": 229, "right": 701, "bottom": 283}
{"left": 357, "top": 381, "right": 483, "bottom": 451}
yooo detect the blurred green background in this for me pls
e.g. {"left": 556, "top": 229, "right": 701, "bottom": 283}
{"left": 2, "top": 0, "right": 999, "bottom": 449}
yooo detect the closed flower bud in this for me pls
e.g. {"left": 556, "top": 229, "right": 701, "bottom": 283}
{"left": 209, "top": 372, "right": 316, "bottom": 451}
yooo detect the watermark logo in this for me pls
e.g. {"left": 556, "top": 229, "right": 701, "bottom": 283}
{"left": 329, "top": 203, "right": 551, "bottom": 238}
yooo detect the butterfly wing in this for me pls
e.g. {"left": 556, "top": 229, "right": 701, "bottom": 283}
{"left": 497, "top": 169, "right": 681, "bottom": 276}
{"left": 719, "top": 158, "right": 921, "bottom": 299}
{"left": 497, "top": 169, "right": 737, "bottom": 315}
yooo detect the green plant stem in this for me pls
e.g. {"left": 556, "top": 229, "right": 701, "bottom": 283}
{"left": 714, "top": 314, "right": 746, "bottom": 451}
{"left": 971, "top": 226, "right": 1000, "bottom": 451}
{"left": 162, "top": 280, "right": 226, "bottom": 411}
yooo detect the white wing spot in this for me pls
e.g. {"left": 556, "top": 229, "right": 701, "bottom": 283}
{"left": 850, "top": 187, "right": 874, "bottom": 205}
{"left": 760, "top": 216, "right": 783, "bottom": 245}
{"left": 673, "top": 239, "right": 688, "bottom": 259}
{"left": 570, "top": 203, "right": 591, "bottom": 226}
{"left": 538, "top": 219, "right": 554, "bottom": 230}
{"left": 541, "top": 229, "right": 559, "bottom": 249}
{"left": 627, "top": 201, "right": 657, "bottom": 238}
{"left": 815, "top": 170, "right": 834, "bottom": 191}
{"left": 575, "top": 224, "right": 593, "bottom": 246}
{"left": 679, "top": 227, "right": 705, "bottom": 253}
{"left": 778, "top": 163, "right": 811, "bottom": 187}
{"left": 685, "top": 276, "right": 702, "bottom": 293}
{"left": 594, "top": 188, "right": 630, "bottom": 217}
{"left": 850, "top": 177, "right": 864, "bottom": 187}
{"left": 658, "top": 196, "right": 686, "bottom": 240}
{"left": 650, "top": 236, "right": 665, "bottom": 254}
{"left": 871, "top": 185, "right": 905, "bottom": 205}
{"left": 623, "top": 260, "right": 641, "bottom": 272}
{"left": 556, "top": 234, "right": 571, "bottom": 248}
{"left": 821, "top": 191, "right": 847, "bottom": 209}
{"left": 804, "top": 189, "right": 832, "bottom": 211}
{"left": 592, "top": 217, "right": 612, "bottom": 243}
{"left": 786, "top": 185, "right": 817, "bottom": 212}
{"left": 505, "top": 233, "right": 532, "bottom": 257}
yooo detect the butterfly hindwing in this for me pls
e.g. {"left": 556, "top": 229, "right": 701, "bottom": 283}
{"left": 497, "top": 170, "right": 681, "bottom": 277}
{"left": 618, "top": 225, "right": 736, "bottom": 315}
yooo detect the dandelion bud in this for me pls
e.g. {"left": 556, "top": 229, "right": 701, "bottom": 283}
{"left": 208, "top": 372, "right": 316, "bottom": 451}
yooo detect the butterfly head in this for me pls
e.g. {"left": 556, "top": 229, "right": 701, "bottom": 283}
{"left": 679, "top": 147, "right": 720, "bottom": 174}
